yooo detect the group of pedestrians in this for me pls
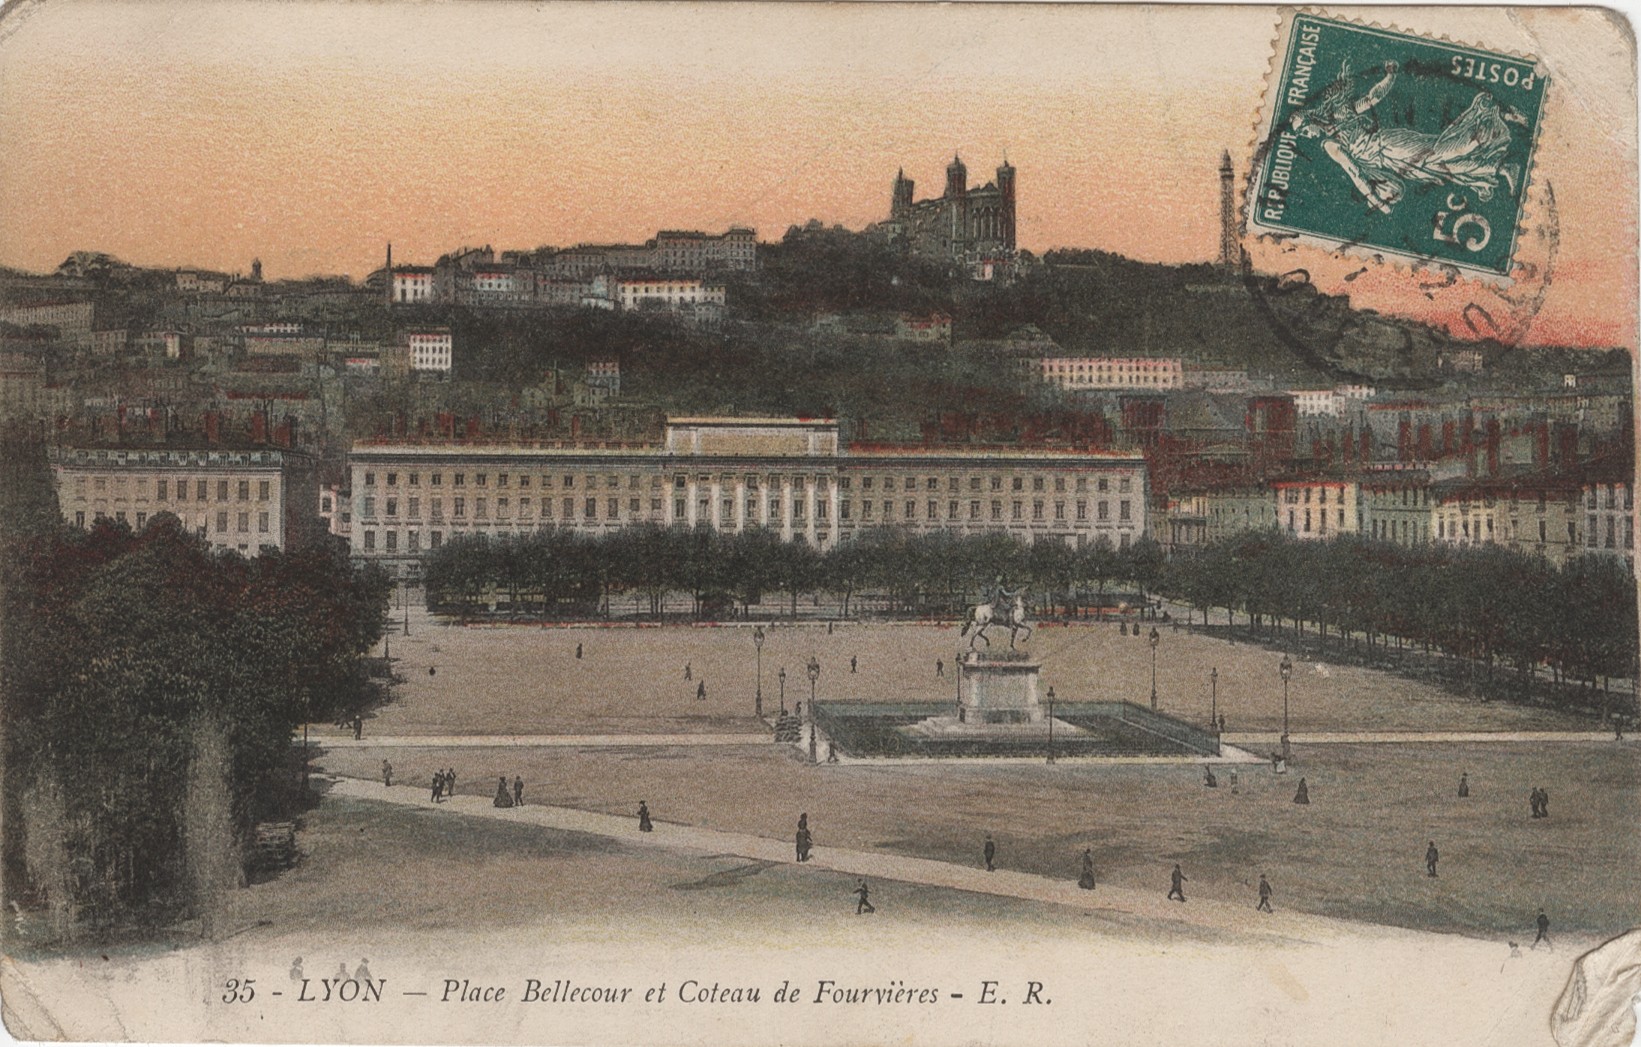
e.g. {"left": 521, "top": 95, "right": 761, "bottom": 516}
{"left": 493, "top": 775, "right": 525, "bottom": 807}
{"left": 1529, "top": 786, "right": 1551, "bottom": 818}
{"left": 429, "top": 767, "right": 458, "bottom": 802}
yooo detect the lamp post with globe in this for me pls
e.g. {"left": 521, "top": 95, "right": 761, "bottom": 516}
{"left": 1279, "top": 654, "right": 1293, "bottom": 763}
{"left": 778, "top": 666, "right": 787, "bottom": 716}
{"left": 1149, "top": 627, "right": 1160, "bottom": 710}
{"left": 806, "top": 657, "right": 820, "bottom": 715}
{"left": 753, "top": 626, "right": 765, "bottom": 719}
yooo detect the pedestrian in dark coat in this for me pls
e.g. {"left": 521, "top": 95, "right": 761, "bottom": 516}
{"left": 513, "top": 776, "right": 524, "bottom": 807}
{"left": 1539, "top": 788, "right": 1550, "bottom": 819}
{"left": 431, "top": 771, "right": 443, "bottom": 803}
{"left": 352, "top": 715, "right": 363, "bottom": 740}
{"left": 854, "top": 879, "right": 875, "bottom": 914}
{"left": 493, "top": 776, "right": 512, "bottom": 808}
{"left": 851, "top": 656, "right": 858, "bottom": 673}
{"left": 696, "top": 681, "right": 706, "bottom": 701}
{"left": 1426, "top": 841, "right": 1439, "bottom": 877}
{"left": 446, "top": 768, "right": 456, "bottom": 797}
{"left": 983, "top": 834, "right": 997, "bottom": 872}
{"left": 1293, "top": 778, "right": 1310, "bottom": 804}
{"left": 381, "top": 760, "right": 393, "bottom": 787}
{"left": 1532, "top": 909, "right": 1551, "bottom": 949}
{"left": 637, "top": 801, "right": 653, "bottom": 832}
{"left": 1078, "top": 849, "right": 1096, "bottom": 890}
{"left": 1458, "top": 772, "right": 1469, "bottom": 798}
{"left": 1168, "top": 863, "right": 1188, "bottom": 902}
{"left": 1204, "top": 766, "right": 1218, "bottom": 788}
{"left": 575, "top": 642, "right": 583, "bottom": 659}
{"left": 1257, "top": 875, "right": 1273, "bottom": 913}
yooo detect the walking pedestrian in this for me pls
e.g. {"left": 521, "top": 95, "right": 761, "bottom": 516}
{"left": 1168, "top": 863, "right": 1188, "bottom": 902}
{"left": 983, "top": 833, "right": 997, "bottom": 872}
{"left": 1078, "top": 849, "right": 1096, "bottom": 890}
{"left": 936, "top": 659, "right": 944, "bottom": 677}
{"left": 431, "top": 771, "right": 444, "bottom": 803}
{"left": 1218, "top": 714, "right": 1226, "bottom": 735}
{"left": 1204, "top": 766, "right": 1218, "bottom": 788}
{"left": 1539, "top": 788, "right": 1550, "bottom": 819}
{"left": 637, "top": 800, "right": 653, "bottom": 832}
{"left": 684, "top": 663, "right": 692, "bottom": 681}
{"left": 352, "top": 715, "right": 363, "bottom": 740}
{"left": 828, "top": 621, "right": 834, "bottom": 635}
{"left": 1425, "top": 841, "right": 1439, "bottom": 878}
{"left": 827, "top": 742, "right": 838, "bottom": 763}
{"left": 1532, "top": 909, "right": 1551, "bottom": 949}
{"left": 854, "top": 879, "right": 875, "bottom": 914}
{"left": 796, "top": 814, "right": 811, "bottom": 862}
{"left": 1229, "top": 769, "right": 1239, "bottom": 794}
{"left": 493, "top": 776, "right": 512, "bottom": 808}
{"left": 446, "top": 768, "right": 456, "bottom": 797}
{"left": 1458, "top": 772, "right": 1469, "bottom": 798}
{"left": 1293, "top": 777, "right": 1310, "bottom": 804}
{"left": 575, "top": 642, "right": 583, "bottom": 660}
{"left": 851, "top": 656, "right": 858, "bottom": 673}
{"left": 1615, "top": 718, "right": 1625, "bottom": 742}
{"left": 381, "top": 759, "right": 393, "bottom": 787}
{"left": 696, "top": 680, "right": 706, "bottom": 701}
{"left": 513, "top": 776, "right": 524, "bottom": 807}
{"left": 1257, "top": 875, "right": 1273, "bottom": 913}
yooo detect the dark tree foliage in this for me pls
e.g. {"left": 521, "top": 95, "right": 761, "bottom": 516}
{"left": 423, "top": 525, "right": 1165, "bottom": 620}
{"left": 0, "top": 517, "right": 390, "bottom": 933}
{"left": 1159, "top": 532, "right": 1638, "bottom": 708}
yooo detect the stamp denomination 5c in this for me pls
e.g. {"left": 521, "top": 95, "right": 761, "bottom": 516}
{"left": 1249, "top": 13, "right": 1547, "bottom": 278}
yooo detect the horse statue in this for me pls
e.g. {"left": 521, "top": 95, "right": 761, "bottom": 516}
{"left": 961, "top": 585, "right": 1032, "bottom": 650}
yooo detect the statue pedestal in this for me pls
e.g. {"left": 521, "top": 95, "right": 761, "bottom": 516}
{"left": 958, "top": 654, "right": 1044, "bottom": 725}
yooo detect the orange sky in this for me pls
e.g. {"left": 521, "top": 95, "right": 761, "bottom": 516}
{"left": 0, "top": 1, "right": 1633, "bottom": 348}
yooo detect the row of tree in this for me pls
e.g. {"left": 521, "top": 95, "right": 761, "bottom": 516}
{"left": 1160, "top": 532, "right": 1638, "bottom": 702}
{"left": 2, "top": 509, "right": 392, "bottom": 937}
{"left": 423, "top": 524, "right": 1166, "bottom": 619}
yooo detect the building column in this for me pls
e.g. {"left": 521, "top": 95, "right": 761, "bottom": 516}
{"left": 805, "top": 476, "right": 817, "bottom": 547}
{"left": 735, "top": 478, "right": 747, "bottom": 532}
{"left": 710, "top": 478, "right": 722, "bottom": 531}
{"left": 686, "top": 478, "right": 698, "bottom": 527}
{"left": 781, "top": 478, "right": 793, "bottom": 543}
{"left": 827, "top": 475, "right": 840, "bottom": 544}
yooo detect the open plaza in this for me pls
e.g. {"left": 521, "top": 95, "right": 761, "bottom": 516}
{"left": 6, "top": 611, "right": 1634, "bottom": 1047}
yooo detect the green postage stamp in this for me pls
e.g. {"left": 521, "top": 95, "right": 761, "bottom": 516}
{"left": 1248, "top": 13, "right": 1548, "bottom": 277}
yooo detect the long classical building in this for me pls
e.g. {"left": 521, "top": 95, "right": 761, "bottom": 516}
{"left": 51, "top": 443, "right": 321, "bottom": 554}
{"left": 346, "top": 417, "right": 1150, "bottom": 577}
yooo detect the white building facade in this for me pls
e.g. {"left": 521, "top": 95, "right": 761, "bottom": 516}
{"left": 346, "top": 418, "right": 1150, "bottom": 577}
{"left": 1039, "top": 357, "right": 1182, "bottom": 391}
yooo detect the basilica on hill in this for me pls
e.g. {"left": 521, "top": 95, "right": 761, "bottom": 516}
{"left": 879, "top": 155, "right": 1017, "bottom": 278}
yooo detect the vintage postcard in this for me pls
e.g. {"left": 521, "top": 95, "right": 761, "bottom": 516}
{"left": 0, "top": 3, "right": 1635, "bottom": 1046}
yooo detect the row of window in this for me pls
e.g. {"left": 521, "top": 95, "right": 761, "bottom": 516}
{"left": 359, "top": 469, "right": 1138, "bottom": 497}
{"left": 74, "top": 509, "right": 272, "bottom": 533}
{"left": 72, "top": 476, "right": 273, "bottom": 502}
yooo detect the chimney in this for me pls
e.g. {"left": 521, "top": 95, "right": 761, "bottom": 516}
{"left": 250, "top": 411, "right": 267, "bottom": 443}
{"left": 1486, "top": 418, "right": 1501, "bottom": 475}
{"left": 204, "top": 411, "right": 221, "bottom": 444}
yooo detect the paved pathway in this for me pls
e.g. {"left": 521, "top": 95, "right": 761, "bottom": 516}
{"left": 1223, "top": 730, "right": 1621, "bottom": 745}
{"left": 313, "top": 732, "right": 772, "bottom": 749}
{"left": 326, "top": 775, "right": 1472, "bottom": 949}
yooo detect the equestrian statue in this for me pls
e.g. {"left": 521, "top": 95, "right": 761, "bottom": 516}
{"left": 961, "top": 581, "right": 1032, "bottom": 650}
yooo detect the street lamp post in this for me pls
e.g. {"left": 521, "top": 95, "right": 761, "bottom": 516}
{"left": 753, "top": 626, "right": 765, "bottom": 719}
{"left": 1279, "top": 653, "right": 1293, "bottom": 763}
{"left": 1046, "top": 686, "right": 1056, "bottom": 764}
{"left": 806, "top": 657, "right": 820, "bottom": 715}
{"left": 778, "top": 667, "right": 787, "bottom": 716}
{"left": 1149, "top": 627, "right": 1160, "bottom": 710}
{"left": 1210, "top": 665, "right": 1219, "bottom": 731}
